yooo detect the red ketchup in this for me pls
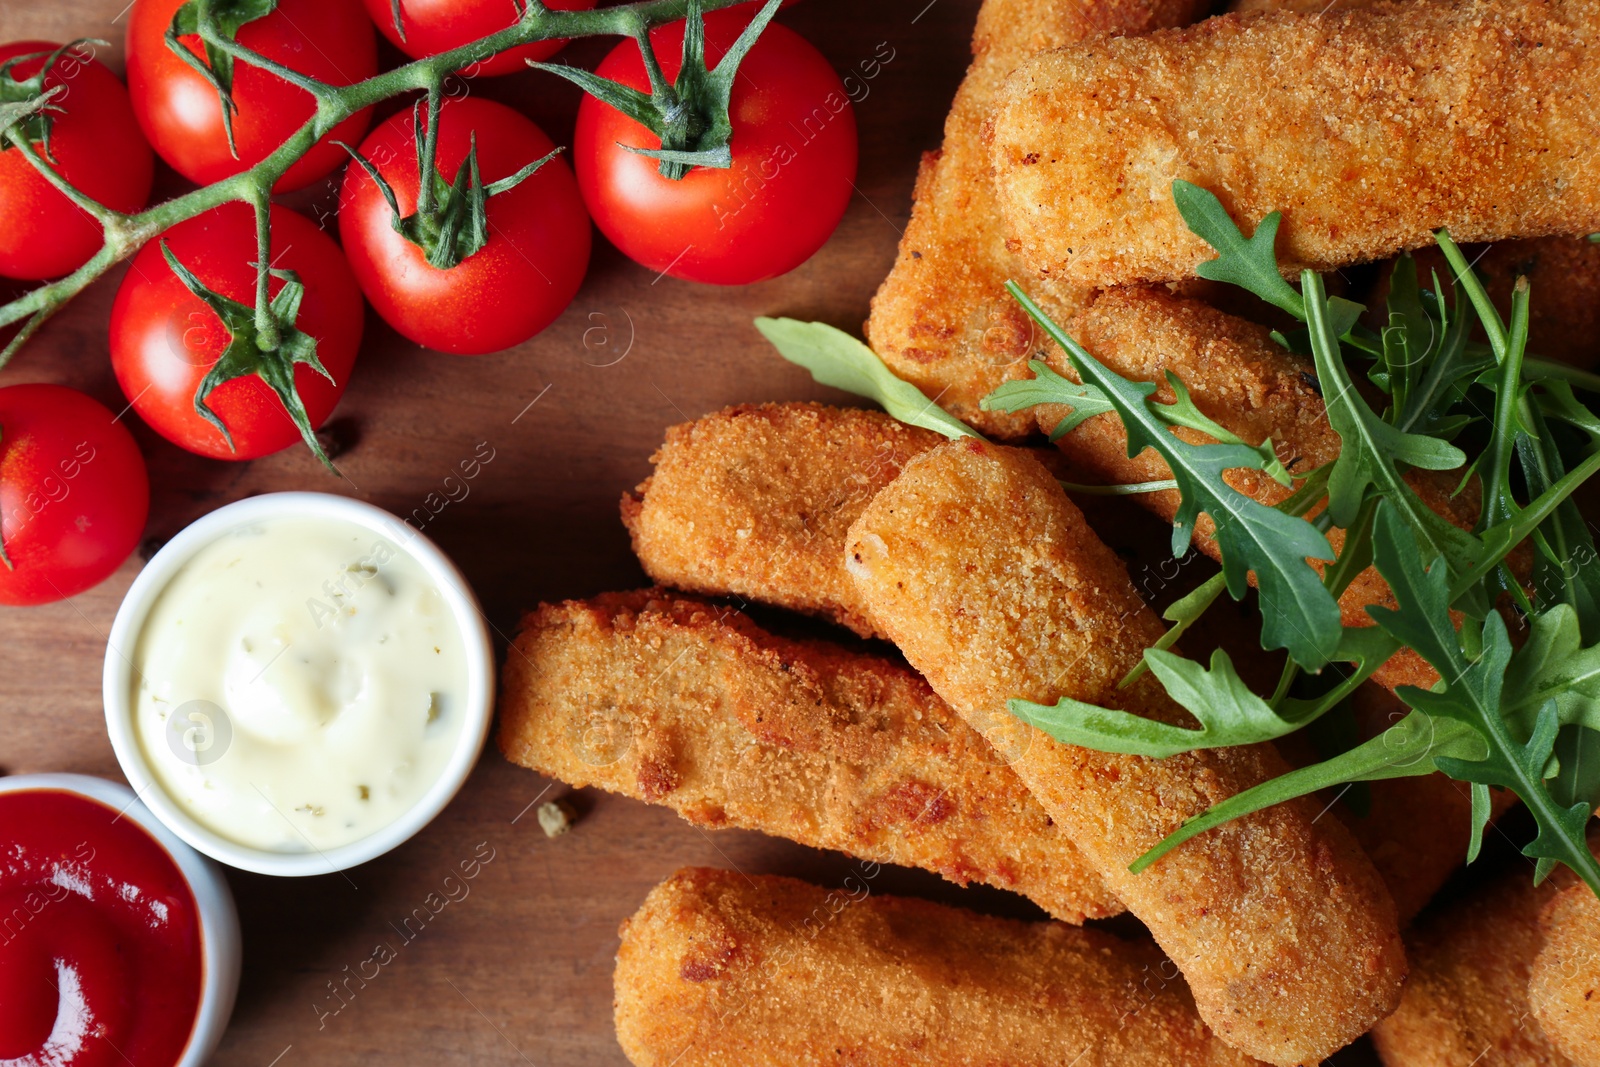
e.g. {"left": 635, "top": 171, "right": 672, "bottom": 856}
{"left": 0, "top": 790, "right": 202, "bottom": 1067}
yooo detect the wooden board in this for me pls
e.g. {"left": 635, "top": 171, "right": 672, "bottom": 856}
{"left": 0, "top": 1, "right": 1003, "bottom": 1063}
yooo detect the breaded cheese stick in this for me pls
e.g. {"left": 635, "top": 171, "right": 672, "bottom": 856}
{"left": 622, "top": 403, "right": 940, "bottom": 639}
{"left": 1372, "top": 237, "right": 1600, "bottom": 368}
{"left": 865, "top": 0, "right": 1208, "bottom": 437}
{"left": 845, "top": 441, "right": 1405, "bottom": 1065}
{"left": 1372, "top": 861, "right": 1581, "bottom": 1066}
{"left": 614, "top": 867, "right": 1261, "bottom": 1067}
{"left": 496, "top": 590, "right": 1122, "bottom": 924}
{"left": 1033, "top": 285, "right": 1479, "bottom": 691}
{"left": 1230, "top": 0, "right": 1384, "bottom": 15}
{"left": 991, "top": 0, "right": 1600, "bottom": 287}
{"left": 1530, "top": 883, "right": 1600, "bottom": 1066}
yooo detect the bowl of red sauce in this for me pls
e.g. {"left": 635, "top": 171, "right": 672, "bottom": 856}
{"left": 0, "top": 773, "right": 240, "bottom": 1067}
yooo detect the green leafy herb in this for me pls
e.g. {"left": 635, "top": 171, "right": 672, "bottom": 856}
{"left": 1012, "top": 648, "right": 1302, "bottom": 758}
{"left": 1006, "top": 282, "right": 1342, "bottom": 670}
{"left": 1172, "top": 180, "right": 1303, "bottom": 319}
{"left": 754, "top": 317, "right": 981, "bottom": 441}
{"left": 982, "top": 359, "right": 1114, "bottom": 439}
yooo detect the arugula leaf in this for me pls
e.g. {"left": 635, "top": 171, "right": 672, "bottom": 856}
{"left": 1010, "top": 648, "right": 1303, "bottom": 758}
{"left": 1501, "top": 604, "right": 1600, "bottom": 733}
{"left": 754, "top": 317, "right": 982, "bottom": 441}
{"left": 1303, "top": 271, "right": 1469, "bottom": 527}
{"left": 981, "top": 359, "right": 1114, "bottom": 439}
{"left": 1172, "top": 181, "right": 1304, "bottom": 319}
{"left": 1366, "top": 502, "right": 1600, "bottom": 891}
{"left": 1007, "top": 282, "right": 1342, "bottom": 669}
{"left": 1118, "top": 570, "right": 1228, "bottom": 688}
{"left": 1550, "top": 725, "right": 1600, "bottom": 816}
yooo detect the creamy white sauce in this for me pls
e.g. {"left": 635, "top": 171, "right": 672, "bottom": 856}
{"left": 131, "top": 517, "right": 468, "bottom": 852}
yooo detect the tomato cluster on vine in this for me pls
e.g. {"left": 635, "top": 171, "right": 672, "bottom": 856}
{"left": 0, "top": 0, "right": 856, "bottom": 605}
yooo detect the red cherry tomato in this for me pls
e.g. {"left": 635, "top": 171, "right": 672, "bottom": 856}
{"left": 361, "top": 0, "right": 598, "bottom": 77}
{"left": 0, "top": 41, "right": 153, "bottom": 280}
{"left": 126, "top": 0, "right": 376, "bottom": 191}
{"left": 109, "top": 204, "right": 364, "bottom": 460}
{"left": 338, "top": 97, "right": 590, "bottom": 355}
{"left": 572, "top": 10, "right": 856, "bottom": 285}
{"left": 0, "top": 384, "right": 149, "bottom": 606}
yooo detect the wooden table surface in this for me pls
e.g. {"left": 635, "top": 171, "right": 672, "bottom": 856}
{"left": 0, "top": 0, "right": 1006, "bottom": 1063}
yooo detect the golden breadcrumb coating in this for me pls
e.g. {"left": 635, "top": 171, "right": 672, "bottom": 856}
{"left": 1033, "top": 286, "right": 1480, "bottom": 691}
{"left": 1371, "top": 237, "right": 1600, "bottom": 368}
{"left": 621, "top": 404, "right": 941, "bottom": 639}
{"left": 1230, "top": 0, "right": 1385, "bottom": 14}
{"left": 845, "top": 441, "right": 1405, "bottom": 1065}
{"left": 496, "top": 590, "right": 1121, "bottom": 923}
{"left": 1530, "top": 883, "right": 1600, "bottom": 1066}
{"left": 991, "top": 0, "right": 1600, "bottom": 287}
{"left": 613, "top": 867, "right": 1261, "bottom": 1067}
{"left": 864, "top": 0, "right": 1208, "bottom": 437}
{"left": 1373, "top": 861, "right": 1583, "bottom": 1067}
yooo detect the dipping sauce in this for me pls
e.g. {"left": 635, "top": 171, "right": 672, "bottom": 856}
{"left": 0, "top": 789, "right": 201, "bottom": 1067}
{"left": 130, "top": 517, "right": 469, "bottom": 851}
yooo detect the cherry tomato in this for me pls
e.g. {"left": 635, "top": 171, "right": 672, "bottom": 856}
{"left": 0, "top": 384, "right": 149, "bottom": 606}
{"left": 338, "top": 97, "right": 590, "bottom": 355}
{"left": 361, "top": 0, "right": 598, "bottom": 77}
{"left": 0, "top": 42, "right": 153, "bottom": 280}
{"left": 126, "top": 0, "right": 376, "bottom": 191}
{"left": 572, "top": 10, "right": 856, "bottom": 285}
{"left": 109, "top": 204, "right": 364, "bottom": 460}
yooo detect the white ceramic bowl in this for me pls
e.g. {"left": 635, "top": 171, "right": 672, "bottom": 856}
{"left": 0, "top": 772, "right": 241, "bottom": 1067}
{"left": 103, "top": 492, "right": 495, "bottom": 877}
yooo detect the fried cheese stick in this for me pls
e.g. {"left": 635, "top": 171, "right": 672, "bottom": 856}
{"left": 622, "top": 403, "right": 941, "bottom": 639}
{"left": 496, "top": 589, "right": 1122, "bottom": 923}
{"left": 614, "top": 867, "right": 1262, "bottom": 1067}
{"left": 1372, "top": 237, "right": 1600, "bottom": 368}
{"left": 864, "top": 0, "right": 1208, "bottom": 438}
{"left": 1032, "top": 286, "right": 1479, "bottom": 692}
{"left": 1530, "top": 883, "right": 1600, "bottom": 1067}
{"left": 1372, "top": 862, "right": 1582, "bottom": 1067}
{"left": 991, "top": 0, "right": 1600, "bottom": 288}
{"left": 844, "top": 441, "right": 1405, "bottom": 1065}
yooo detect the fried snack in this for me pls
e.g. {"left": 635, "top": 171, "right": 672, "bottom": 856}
{"left": 1530, "top": 883, "right": 1600, "bottom": 1066}
{"left": 622, "top": 403, "right": 941, "bottom": 639}
{"left": 1372, "top": 862, "right": 1580, "bottom": 1067}
{"left": 614, "top": 867, "right": 1261, "bottom": 1067}
{"left": 845, "top": 441, "right": 1405, "bottom": 1065}
{"left": 1033, "top": 286, "right": 1479, "bottom": 691}
{"left": 1371, "top": 237, "right": 1600, "bottom": 368}
{"left": 496, "top": 589, "right": 1122, "bottom": 923}
{"left": 864, "top": 0, "right": 1209, "bottom": 438}
{"left": 991, "top": 0, "right": 1600, "bottom": 288}
{"left": 1230, "top": 0, "right": 1388, "bottom": 14}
